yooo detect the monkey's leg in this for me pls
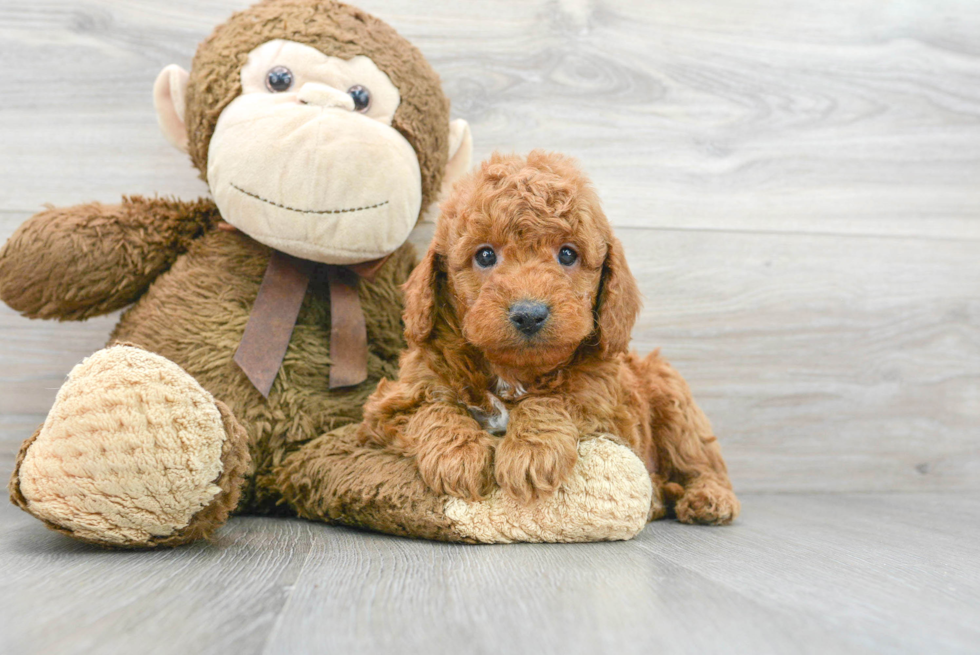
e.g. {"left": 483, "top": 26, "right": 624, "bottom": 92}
{"left": 276, "top": 429, "right": 654, "bottom": 543}
{"left": 638, "top": 352, "right": 740, "bottom": 526}
{"left": 9, "top": 345, "right": 250, "bottom": 548}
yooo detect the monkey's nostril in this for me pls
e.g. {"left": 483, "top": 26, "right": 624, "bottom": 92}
{"left": 509, "top": 301, "right": 550, "bottom": 337}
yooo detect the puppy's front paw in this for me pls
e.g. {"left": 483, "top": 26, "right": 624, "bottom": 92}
{"left": 675, "top": 479, "right": 740, "bottom": 526}
{"left": 416, "top": 431, "right": 496, "bottom": 501}
{"left": 495, "top": 436, "right": 578, "bottom": 503}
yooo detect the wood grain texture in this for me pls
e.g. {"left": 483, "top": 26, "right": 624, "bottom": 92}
{"left": 1, "top": 0, "right": 979, "bottom": 237}
{"left": 1, "top": 0, "right": 979, "bottom": 494}
{"left": 2, "top": 478, "right": 978, "bottom": 655}
{"left": 0, "top": 510, "right": 317, "bottom": 655}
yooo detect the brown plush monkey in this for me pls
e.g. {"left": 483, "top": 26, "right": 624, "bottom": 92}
{"left": 1, "top": 0, "right": 653, "bottom": 547}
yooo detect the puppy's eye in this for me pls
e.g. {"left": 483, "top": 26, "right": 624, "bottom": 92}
{"left": 266, "top": 66, "right": 294, "bottom": 92}
{"left": 474, "top": 246, "right": 497, "bottom": 269}
{"left": 558, "top": 246, "right": 578, "bottom": 267}
{"left": 348, "top": 85, "right": 371, "bottom": 112}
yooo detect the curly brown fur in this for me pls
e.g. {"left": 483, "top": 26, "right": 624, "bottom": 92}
{"left": 360, "top": 151, "right": 740, "bottom": 524}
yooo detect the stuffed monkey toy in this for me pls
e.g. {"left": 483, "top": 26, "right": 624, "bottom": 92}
{"left": 0, "top": 0, "right": 653, "bottom": 547}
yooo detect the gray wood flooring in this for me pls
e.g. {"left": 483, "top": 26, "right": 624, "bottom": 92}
{"left": 1, "top": 457, "right": 978, "bottom": 655}
{"left": 1, "top": 1, "right": 979, "bottom": 653}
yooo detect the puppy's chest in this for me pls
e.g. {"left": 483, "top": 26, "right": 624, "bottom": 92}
{"left": 465, "top": 379, "right": 527, "bottom": 435}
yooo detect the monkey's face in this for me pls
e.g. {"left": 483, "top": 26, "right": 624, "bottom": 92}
{"left": 206, "top": 40, "right": 422, "bottom": 265}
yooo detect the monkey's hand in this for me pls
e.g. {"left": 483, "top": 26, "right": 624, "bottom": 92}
{"left": 0, "top": 196, "right": 219, "bottom": 320}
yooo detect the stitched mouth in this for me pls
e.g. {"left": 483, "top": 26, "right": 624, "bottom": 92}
{"left": 230, "top": 183, "right": 389, "bottom": 215}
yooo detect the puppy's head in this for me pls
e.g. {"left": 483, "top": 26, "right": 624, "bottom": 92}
{"left": 404, "top": 151, "right": 641, "bottom": 377}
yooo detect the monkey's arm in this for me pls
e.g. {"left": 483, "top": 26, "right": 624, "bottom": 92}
{"left": 0, "top": 196, "right": 219, "bottom": 320}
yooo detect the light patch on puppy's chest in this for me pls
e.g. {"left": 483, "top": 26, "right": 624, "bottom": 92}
{"left": 466, "top": 377, "right": 529, "bottom": 435}
{"left": 467, "top": 392, "right": 510, "bottom": 435}
{"left": 494, "top": 378, "right": 527, "bottom": 401}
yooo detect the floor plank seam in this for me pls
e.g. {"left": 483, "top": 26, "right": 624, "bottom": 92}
{"left": 257, "top": 522, "right": 317, "bottom": 655}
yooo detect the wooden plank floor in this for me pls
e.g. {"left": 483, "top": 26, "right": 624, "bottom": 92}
{"left": 1, "top": 458, "right": 977, "bottom": 655}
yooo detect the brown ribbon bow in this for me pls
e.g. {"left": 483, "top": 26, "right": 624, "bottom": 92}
{"left": 233, "top": 248, "right": 388, "bottom": 398}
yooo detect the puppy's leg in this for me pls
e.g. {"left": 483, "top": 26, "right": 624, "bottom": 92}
{"left": 358, "top": 377, "right": 497, "bottom": 501}
{"left": 406, "top": 403, "right": 497, "bottom": 501}
{"left": 359, "top": 395, "right": 496, "bottom": 501}
{"left": 495, "top": 397, "right": 579, "bottom": 503}
{"left": 637, "top": 352, "right": 740, "bottom": 526}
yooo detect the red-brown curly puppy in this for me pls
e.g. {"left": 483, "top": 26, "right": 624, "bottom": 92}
{"left": 358, "top": 151, "right": 739, "bottom": 525}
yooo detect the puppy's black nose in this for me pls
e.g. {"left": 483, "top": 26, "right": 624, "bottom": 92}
{"left": 509, "top": 301, "right": 550, "bottom": 336}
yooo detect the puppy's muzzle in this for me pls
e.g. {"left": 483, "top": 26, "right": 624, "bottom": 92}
{"left": 509, "top": 300, "right": 550, "bottom": 337}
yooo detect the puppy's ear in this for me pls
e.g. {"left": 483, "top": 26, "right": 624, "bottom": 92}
{"left": 595, "top": 236, "right": 642, "bottom": 356}
{"left": 403, "top": 247, "right": 441, "bottom": 345}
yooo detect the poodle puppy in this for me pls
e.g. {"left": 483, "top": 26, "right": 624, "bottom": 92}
{"left": 358, "top": 151, "right": 739, "bottom": 525}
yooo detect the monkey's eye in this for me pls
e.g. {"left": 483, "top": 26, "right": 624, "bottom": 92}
{"left": 348, "top": 85, "right": 371, "bottom": 112}
{"left": 474, "top": 246, "right": 497, "bottom": 269}
{"left": 558, "top": 246, "right": 579, "bottom": 267}
{"left": 265, "top": 66, "right": 294, "bottom": 92}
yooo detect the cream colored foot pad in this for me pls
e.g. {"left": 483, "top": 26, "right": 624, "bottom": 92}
{"left": 445, "top": 437, "right": 653, "bottom": 543}
{"left": 18, "top": 346, "right": 228, "bottom": 546}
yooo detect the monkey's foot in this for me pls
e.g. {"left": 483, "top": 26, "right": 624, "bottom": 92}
{"left": 444, "top": 435, "right": 653, "bottom": 543}
{"left": 278, "top": 428, "right": 651, "bottom": 544}
{"left": 9, "top": 345, "right": 250, "bottom": 548}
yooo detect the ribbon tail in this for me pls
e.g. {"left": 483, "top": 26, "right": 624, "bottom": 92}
{"left": 234, "top": 251, "right": 313, "bottom": 398}
{"left": 327, "top": 266, "right": 369, "bottom": 389}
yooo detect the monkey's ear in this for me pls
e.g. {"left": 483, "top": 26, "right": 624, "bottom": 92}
{"left": 402, "top": 247, "right": 441, "bottom": 345}
{"left": 440, "top": 119, "right": 472, "bottom": 199}
{"left": 595, "top": 236, "right": 642, "bottom": 357}
{"left": 153, "top": 64, "right": 190, "bottom": 153}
